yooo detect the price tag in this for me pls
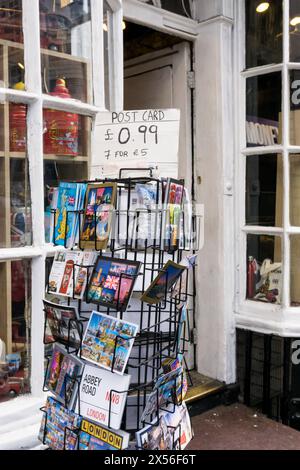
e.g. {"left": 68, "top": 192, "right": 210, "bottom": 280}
{"left": 95, "top": 109, "right": 180, "bottom": 174}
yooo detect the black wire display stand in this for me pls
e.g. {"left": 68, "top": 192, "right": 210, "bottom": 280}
{"left": 41, "top": 172, "right": 200, "bottom": 450}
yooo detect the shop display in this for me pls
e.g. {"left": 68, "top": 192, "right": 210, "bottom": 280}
{"left": 48, "top": 250, "right": 97, "bottom": 299}
{"left": 43, "top": 299, "right": 81, "bottom": 350}
{"left": 78, "top": 419, "right": 130, "bottom": 450}
{"left": 136, "top": 402, "right": 193, "bottom": 450}
{"left": 162, "top": 178, "right": 184, "bottom": 252}
{"left": 141, "top": 260, "right": 186, "bottom": 305}
{"left": 87, "top": 256, "right": 141, "bottom": 311}
{"left": 81, "top": 311, "right": 138, "bottom": 375}
{"left": 78, "top": 363, "right": 130, "bottom": 430}
{"left": 44, "top": 344, "right": 83, "bottom": 409}
{"left": 43, "top": 79, "right": 79, "bottom": 156}
{"left": 39, "top": 396, "right": 81, "bottom": 450}
{"left": 80, "top": 183, "right": 117, "bottom": 250}
{"left": 54, "top": 182, "right": 87, "bottom": 248}
{"left": 40, "top": 175, "right": 198, "bottom": 450}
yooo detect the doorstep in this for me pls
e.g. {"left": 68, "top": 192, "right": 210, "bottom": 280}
{"left": 187, "top": 403, "right": 300, "bottom": 450}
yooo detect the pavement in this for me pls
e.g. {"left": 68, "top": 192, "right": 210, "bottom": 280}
{"left": 188, "top": 403, "right": 300, "bottom": 450}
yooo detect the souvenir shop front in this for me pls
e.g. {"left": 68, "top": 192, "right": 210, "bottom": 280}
{"left": 0, "top": 0, "right": 299, "bottom": 451}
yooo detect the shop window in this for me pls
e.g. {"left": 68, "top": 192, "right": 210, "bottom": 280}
{"left": 136, "top": 0, "right": 193, "bottom": 18}
{"left": 43, "top": 111, "right": 91, "bottom": 242}
{"left": 39, "top": 0, "right": 92, "bottom": 103}
{"left": 0, "top": 101, "right": 32, "bottom": 249}
{"left": 290, "top": 70, "right": 300, "bottom": 146}
{"left": 246, "top": 234, "right": 282, "bottom": 304}
{"left": 246, "top": 73, "right": 282, "bottom": 147}
{"left": 290, "top": 0, "right": 300, "bottom": 63}
{"left": 290, "top": 155, "right": 300, "bottom": 227}
{"left": 245, "top": 0, "right": 282, "bottom": 69}
{"left": 246, "top": 154, "right": 283, "bottom": 227}
{"left": 0, "top": 259, "right": 31, "bottom": 403}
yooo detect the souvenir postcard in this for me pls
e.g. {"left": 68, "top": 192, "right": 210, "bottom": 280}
{"left": 141, "top": 260, "right": 186, "bottom": 305}
{"left": 48, "top": 250, "right": 98, "bottom": 299}
{"left": 136, "top": 415, "right": 172, "bottom": 450}
{"left": 140, "top": 367, "right": 187, "bottom": 423}
{"left": 171, "top": 254, "right": 198, "bottom": 300}
{"left": 80, "top": 310, "right": 138, "bottom": 375}
{"left": 163, "top": 402, "right": 193, "bottom": 450}
{"left": 87, "top": 256, "right": 141, "bottom": 311}
{"left": 80, "top": 183, "right": 117, "bottom": 250}
{"left": 43, "top": 299, "right": 82, "bottom": 350}
{"left": 44, "top": 344, "right": 84, "bottom": 409}
{"left": 54, "top": 182, "right": 86, "bottom": 248}
{"left": 162, "top": 178, "right": 184, "bottom": 253}
{"left": 78, "top": 419, "right": 130, "bottom": 450}
{"left": 79, "top": 363, "right": 131, "bottom": 430}
{"left": 38, "top": 396, "right": 82, "bottom": 450}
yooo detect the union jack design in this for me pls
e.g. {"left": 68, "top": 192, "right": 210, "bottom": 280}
{"left": 103, "top": 275, "right": 119, "bottom": 291}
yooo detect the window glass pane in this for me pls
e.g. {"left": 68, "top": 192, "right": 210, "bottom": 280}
{"left": 290, "top": 235, "right": 300, "bottom": 306}
{"left": 40, "top": 0, "right": 92, "bottom": 103}
{"left": 0, "top": 100, "right": 32, "bottom": 248}
{"left": 246, "top": 154, "right": 283, "bottom": 227}
{"left": 43, "top": 111, "right": 90, "bottom": 242}
{"left": 246, "top": 73, "right": 282, "bottom": 147}
{"left": 290, "top": 70, "right": 300, "bottom": 146}
{"left": 0, "top": 260, "right": 31, "bottom": 403}
{"left": 0, "top": 1, "right": 25, "bottom": 90}
{"left": 246, "top": 234, "right": 282, "bottom": 304}
{"left": 136, "top": 0, "right": 193, "bottom": 18}
{"left": 246, "top": 0, "right": 282, "bottom": 69}
{"left": 289, "top": 154, "right": 300, "bottom": 226}
{"left": 290, "top": 0, "right": 300, "bottom": 62}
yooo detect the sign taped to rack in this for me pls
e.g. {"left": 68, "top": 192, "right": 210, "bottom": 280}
{"left": 95, "top": 109, "right": 180, "bottom": 176}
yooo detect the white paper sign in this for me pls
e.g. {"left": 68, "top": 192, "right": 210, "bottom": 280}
{"left": 94, "top": 109, "right": 180, "bottom": 177}
{"left": 79, "top": 364, "right": 130, "bottom": 430}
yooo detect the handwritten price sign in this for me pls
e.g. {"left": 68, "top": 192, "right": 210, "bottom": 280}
{"left": 95, "top": 109, "right": 180, "bottom": 173}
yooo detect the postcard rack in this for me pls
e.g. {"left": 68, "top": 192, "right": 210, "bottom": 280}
{"left": 42, "top": 175, "right": 199, "bottom": 448}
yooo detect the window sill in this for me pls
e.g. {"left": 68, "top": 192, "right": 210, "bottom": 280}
{"left": 0, "top": 394, "right": 45, "bottom": 450}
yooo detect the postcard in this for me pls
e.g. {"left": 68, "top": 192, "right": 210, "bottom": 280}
{"left": 163, "top": 402, "right": 193, "bottom": 450}
{"left": 141, "top": 260, "right": 186, "bottom": 305}
{"left": 44, "top": 344, "right": 84, "bottom": 409}
{"left": 38, "top": 396, "right": 82, "bottom": 450}
{"left": 162, "top": 178, "right": 184, "bottom": 253}
{"left": 79, "top": 363, "right": 130, "bottom": 430}
{"left": 78, "top": 419, "right": 130, "bottom": 450}
{"left": 54, "top": 182, "right": 86, "bottom": 248}
{"left": 140, "top": 367, "right": 187, "bottom": 423}
{"left": 80, "top": 310, "right": 138, "bottom": 375}
{"left": 48, "top": 250, "right": 98, "bottom": 299}
{"left": 80, "top": 183, "right": 117, "bottom": 250}
{"left": 136, "top": 415, "right": 172, "bottom": 450}
{"left": 171, "top": 254, "right": 198, "bottom": 300}
{"left": 43, "top": 299, "right": 82, "bottom": 351}
{"left": 87, "top": 256, "right": 141, "bottom": 311}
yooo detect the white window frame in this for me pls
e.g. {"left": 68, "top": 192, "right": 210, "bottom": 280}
{"left": 234, "top": 0, "right": 300, "bottom": 336}
{"left": 0, "top": 0, "right": 200, "bottom": 410}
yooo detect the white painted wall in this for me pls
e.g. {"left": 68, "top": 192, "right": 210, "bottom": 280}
{"left": 193, "top": 2, "right": 236, "bottom": 384}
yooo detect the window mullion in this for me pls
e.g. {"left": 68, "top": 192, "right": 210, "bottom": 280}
{"left": 282, "top": 0, "right": 290, "bottom": 308}
{"left": 107, "top": 5, "right": 124, "bottom": 111}
{"left": 22, "top": 0, "right": 45, "bottom": 397}
{"left": 91, "top": 0, "right": 105, "bottom": 108}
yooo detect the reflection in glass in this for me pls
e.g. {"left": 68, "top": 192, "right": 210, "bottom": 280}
{"left": 290, "top": 0, "right": 300, "bottom": 62}
{"left": 0, "top": 260, "right": 31, "bottom": 403}
{"left": 246, "top": 0, "right": 282, "bottom": 69}
{"left": 290, "top": 70, "right": 300, "bottom": 146}
{"left": 246, "top": 154, "right": 282, "bottom": 227}
{"left": 40, "top": 0, "right": 92, "bottom": 103}
{"left": 246, "top": 73, "right": 282, "bottom": 147}
{"left": 289, "top": 155, "right": 300, "bottom": 227}
{"left": 136, "top": 0, "right": 193, "bottom": 18}
{"left": 246, "top": 234, "right": 282, "bottom": 304}
{"left": 290, "top": 236, "right": 300, "bottom": 306}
